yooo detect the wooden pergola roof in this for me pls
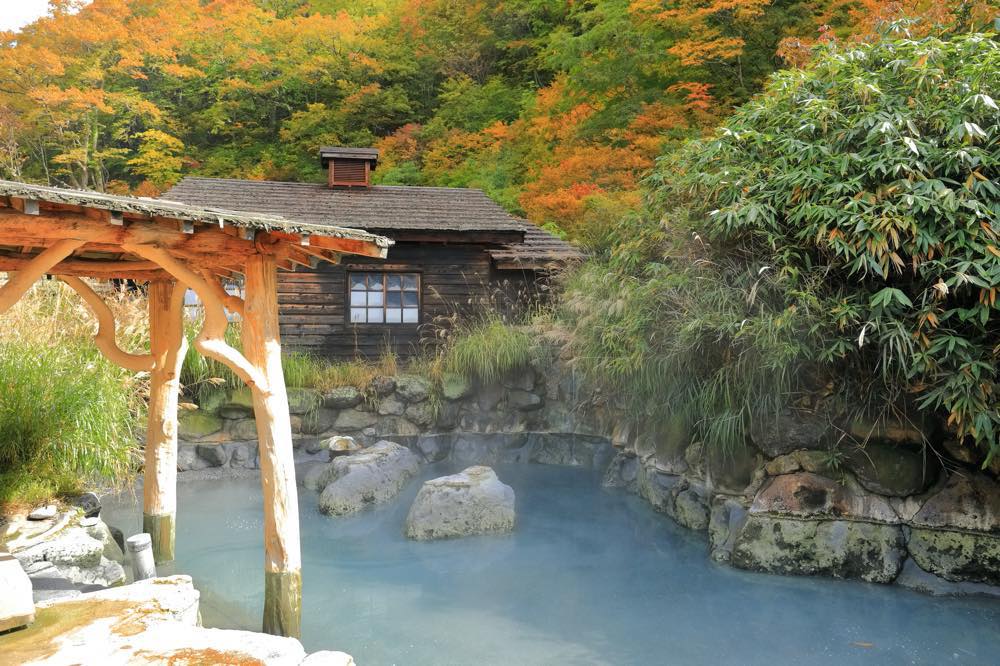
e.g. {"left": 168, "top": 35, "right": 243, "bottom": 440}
{"left": 0, "top": 179, "right": 395, "bottom": 640}
{"left": 0, "top": 179, "right": 393, "bottom": 280}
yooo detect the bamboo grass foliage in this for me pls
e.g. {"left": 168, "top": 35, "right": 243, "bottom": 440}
{"left": 562, "top": 32, "right": 1000, "bottom": 465}
{"left": 443, "top": 316, "right": 534, "bottom": 385}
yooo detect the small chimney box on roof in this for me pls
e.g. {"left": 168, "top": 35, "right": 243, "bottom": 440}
{"left": 320, "top": 146, "right": 378, "bottom": 188}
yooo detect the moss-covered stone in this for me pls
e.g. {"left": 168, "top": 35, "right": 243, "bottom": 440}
{"left": 908, "top": 528, "right": 1000, "bottom": 586}
{"left": 731, "top": 516, "right": 905, "bottom": 583}
{"left": 228, "top": 387, "right": 254, "bottom": 409}
{"left": 441, "top": 373, "right": 471, "bottom": 400}
{"left": 333, "top": 408, "right": 378, "bottom": 431}
{"left": 286, "top": 388, "right": 322, "bottom": 415}
{"left": 177, "top": 412, "right": 223, "bottom": 441}
{"left": 845, "top": 442, "right": 938, "bottom": 497}
{"left": 395, "top": 375, "right": 431, "bottom": 402}
{"left": 323, "top": 386, "right": 363, "bottom": 409}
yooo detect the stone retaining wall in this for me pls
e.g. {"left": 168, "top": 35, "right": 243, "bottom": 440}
{"left": 177, "top": 342, "right": 1000, "bottom": 596}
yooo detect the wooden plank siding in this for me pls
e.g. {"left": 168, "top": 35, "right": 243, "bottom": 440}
{"left": 277, "top": 242, "right": 499, "bottom": 359}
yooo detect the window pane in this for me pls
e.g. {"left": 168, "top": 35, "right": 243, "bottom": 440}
{"left": 350, "top": 308, "right": 366, "bottom": 323}
{"left": 386, "top": 292, "right": 402, "bottom": 307}
{"left": 350, "top": 292, "right": 366, "bottom": 307}
{"left": 386, "top": 274, "right": 402, "bottom": 290}
{"left": 367, "top": 291, "right": 384, "bottom": 306}
{"left": 402, "top": 308, "right": 418, "bottom": 323}
{"left": 403, "top": 291, "right": 418, "bottom": 307}
{"left": 402, "top": 275, "right": 418, "bottom": 290}
{"left": 367, "top": 308, "right": 384, "bottom": 323}
{"left": 385, "top": 308, "right": 402, "bottom": 323}
{"left": 350, "top": 274, "right": 366, "bottom": 290}
{"left": 367, "top": 274, "right": 383, "bottom": 290}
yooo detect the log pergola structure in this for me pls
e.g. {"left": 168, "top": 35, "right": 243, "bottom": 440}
{"left": 0, "top": 180, "right": 392, "bottom": 638}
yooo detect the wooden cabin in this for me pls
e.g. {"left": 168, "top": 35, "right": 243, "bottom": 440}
{"left": 163, "top": 147, "right": 580, "bottom": 359}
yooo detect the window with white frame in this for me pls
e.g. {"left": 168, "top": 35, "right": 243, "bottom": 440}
{"left": 349, "top": 272, "right": 420, "bottom": 324}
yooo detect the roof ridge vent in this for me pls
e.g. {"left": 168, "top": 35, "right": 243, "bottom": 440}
{"left": 320, "top": 147, "right": 378, "bottom": 188}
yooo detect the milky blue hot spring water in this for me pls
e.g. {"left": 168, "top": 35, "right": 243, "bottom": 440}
{"left": 102, "top": 463, "right": 1000, "bottom": 665}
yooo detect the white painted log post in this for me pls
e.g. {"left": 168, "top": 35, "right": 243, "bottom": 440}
{"left": 242, "top": 253, "right": 302, "bottom": 638}
{"left": 143, "top": 280, "right": 187, "bottom": 563}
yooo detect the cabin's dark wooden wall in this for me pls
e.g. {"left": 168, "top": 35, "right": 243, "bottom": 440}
{"left": 277, "top": 242, "right": 499, "bottom": 359}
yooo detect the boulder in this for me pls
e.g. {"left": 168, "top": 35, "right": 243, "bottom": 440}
{"left": 405, "top": 466, "right": 516, "bottom": 540}
{"left": 376, "top": 415, "right": 421, "bottom": 437}
{"left": 219, "top": 404, "right": 252, "bottom": 419}
{"left": 706, "top": 442, "right": 760, "bottom": 495}
{"left": 507, "top": 389, "right": 543, "bottom": 411}
{"left": 324, "top": 435, "right": 361, "bottom": 456}
{"left": 227, "top": 418, "right": 259, "bottom": 441}
{"left": 731, "top": 516, "right": 905, "bottom": 583}
{"left": 333, "top": 408, "right": 378, "bottom": 431}
{"left": 748, "top": 472, "right": 899, "bottom": 524}
{"left": 228, "top": 387, "right": 254, "bottom": 408}
{"left": 303, "top": 462, "right": 336, "bottom": 492}
{"left": 395, "top": 375, "right": 431, "bottom": 402}
{"left": 369, "top": 375, "right": 397, "bottom": 397}
{"left": 441, "top": 373, "right": 471, "bottom": 400}
{"left": 318, "top": 441, "right": 421, "bottom": 516}
{"left": 414, "top": 434, "right": 453, "bottom": 463}
{"left": 673, "top": 486, "right": 710, "bottom": 531}
{"left": 377, "top": 395, "right": 406, "bottom": 416}
{"left": 895, "top": 557, "right": 1000, "bottom": 598}
{"left": 196, "top": 443, "right": 229, "bottom": 467}
{"left": 404, "top": 402, "right": 435, "bottom": 427}
{"left": 603, "top": 452, "right": 639, "bottom": 493}
{"left": 636, "top": 463, "right": 684, "bottom": 514}
{"left": 844, "top": 442, "right": 938, "bottom": 497}
{"left": 0, "top": 549, "right": 34, "bottom": 632}
{"left": 907, "top": 473, "right": 1000, "bottom": 585}
{"left": 750, "top": 408, "right": 835, "bottom": 458}
{"left": 178, "top": 412, "right": 223, "bottom": 441}
{"left": 286, "top": 388, "right": 322, "bottom": 415}
{"left": 324, "top": 386, "right": 364, "bottom": 409}
{"left": 708, "top": 497, "right": 748, "bottom": 563}
{"left": 69, "top": 492, "right": 101, "bottom": 518}
{"left": 849, "top": 414, "right": 929, "bottom": 446}
{"left": 28, "top": 505, "right": 57, "bottom": 521}
{"left": 302, "top": 407, "right": 338, "bottom": 435}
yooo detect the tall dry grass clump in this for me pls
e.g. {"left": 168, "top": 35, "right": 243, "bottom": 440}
{"left": 0, "top": 278, "right": 148, "bottom": 509}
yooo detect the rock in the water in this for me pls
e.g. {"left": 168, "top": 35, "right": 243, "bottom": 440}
{"left": 895, "top": 558, "right": 1000, "bottom": 598}
{"left": 28, "top": 505, "right": 57, "bottom": 521}
{"left": 908, "top": 529, "right": 1000, "bottom": 587}
{"left": 0, "top": 548, "right": 35, "bottom": 632}
{"left": 731, "top": 515, "right": 905, "bottom": 583}
{"left": 909, "top": 473, "right": 999, "bottom": 534}
{"left": 324, "top": 435, "right": 361, "bottom": 456}
{"left": 318, "top": 441, "right": 420, "bottom": 516}
{"left": 673, "top": 486, "right": 710, "bottom": 531}
{"left": 708, "top": 498, "right": 748, "bottom": 563}
{"left": 196, "top": 443, "right": 229, "bottom": 467}
{"left": 70, "top": 492, "right": 101, "bottom": 518}
{"left": 845, "top": 442, "right": 938, "bottom": 497}
{"left": 405, "top": 466, "right": 515, "bottom": 540}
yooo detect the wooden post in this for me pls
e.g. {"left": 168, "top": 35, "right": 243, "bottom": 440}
{"left": 143, "top": 280, "right": 187, "bottom": 563}
{"left": 242, "top": 253, "right": 302, "bottom": 638}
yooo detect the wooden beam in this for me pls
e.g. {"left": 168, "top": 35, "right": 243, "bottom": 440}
{"left": 143, "top": 281, "right": 188, "bottom": 563}
{"left": 0, "top": 239, "right": 86, "bottom": 315}
{"left": 0, "top": 255, "right": 165, "bottom": 279}
{"left": 243, "top": 253, "right": 301, "bottom": 639}
{"left": 266, "top": 230, "right": 387, "bottom": 260}
{"left": 59, "top": 276, "right": 155, "bottom": 372}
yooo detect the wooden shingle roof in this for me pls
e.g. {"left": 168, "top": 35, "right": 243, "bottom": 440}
{"left": 163, "top": 177, "right": 582, "bottom": 270}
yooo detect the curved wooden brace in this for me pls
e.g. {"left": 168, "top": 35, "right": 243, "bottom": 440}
{"left": 197, "top": 267, "right": 245, "bottom": 318}
{"left": 0, "top": 239, "right": 86, "bottom": 315}
{"left": 122, "top": 243, "right": 267, "bottom": 391}
{"left": 59, "top": 276, "right": 156, "bottom": 373}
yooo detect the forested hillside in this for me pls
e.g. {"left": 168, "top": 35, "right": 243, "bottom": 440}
{"left": 1, "top": 1, "right": 992, "bottom": 240}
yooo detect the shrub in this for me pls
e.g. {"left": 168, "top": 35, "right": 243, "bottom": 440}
{"left": 0, "top": 281, "right": 145, "bottom": 508}
{"left": 442, "top": 316, "right": 534, "bottom": 384}
{"left": 563, "top": 32, "right": 1000, "bottom": 465}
